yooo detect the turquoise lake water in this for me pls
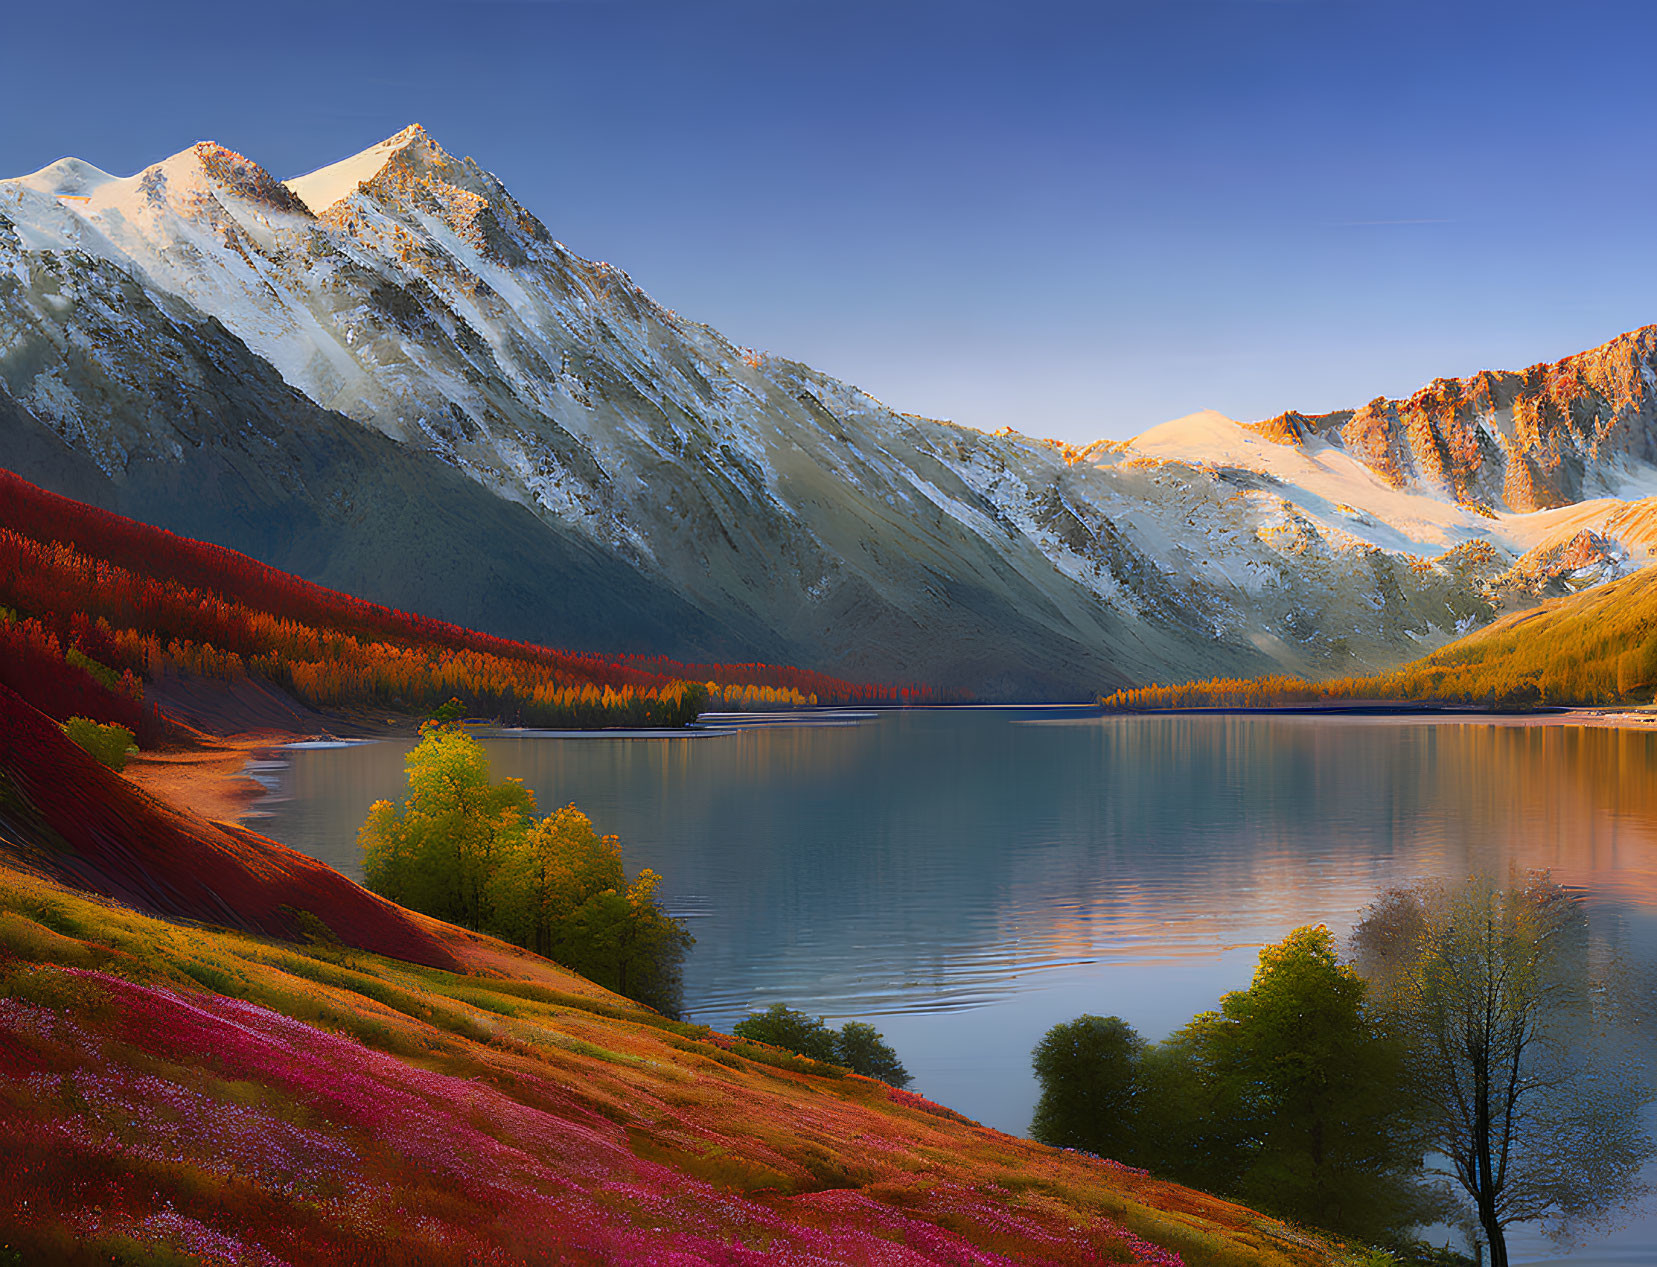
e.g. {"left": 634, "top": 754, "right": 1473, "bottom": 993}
{"left": 250, "top": 708, "right": 1657, "bottom": 1263}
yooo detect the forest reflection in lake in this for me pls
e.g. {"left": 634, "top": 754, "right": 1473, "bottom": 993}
{"left": 253, "top": 709, "right": 1657, "bottom": 1261}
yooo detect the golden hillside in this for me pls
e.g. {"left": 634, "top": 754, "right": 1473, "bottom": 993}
{"left": 1104, "top": 566, "right": 1657, "bottom": 711}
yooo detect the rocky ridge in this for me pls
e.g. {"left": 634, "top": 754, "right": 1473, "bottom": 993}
{"left": 1255, "top": 329, "right": 1657, "bottom": 511}
{"left": 4, "top": 126, "right": 1654, "bottom": 694}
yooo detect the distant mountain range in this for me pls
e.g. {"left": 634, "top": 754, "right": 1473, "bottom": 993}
{"left": 5, "top": 125, "right": 1657, "bottom": 696}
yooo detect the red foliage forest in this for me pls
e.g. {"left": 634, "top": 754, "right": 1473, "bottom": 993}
{"left": 0, "top": 470, "right": 931, "bottom": 739}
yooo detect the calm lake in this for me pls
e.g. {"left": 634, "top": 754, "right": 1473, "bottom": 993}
{"left": 251, "top": 708, "right": 1657, "bottom": 1263}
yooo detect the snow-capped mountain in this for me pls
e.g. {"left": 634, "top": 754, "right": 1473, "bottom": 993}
{"left": 3, "top": 126, "right": 1652, "bottom": 695}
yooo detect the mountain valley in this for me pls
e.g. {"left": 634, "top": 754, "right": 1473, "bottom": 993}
{"left": 6, "top": 126, "right": 1657, "bottom": 694}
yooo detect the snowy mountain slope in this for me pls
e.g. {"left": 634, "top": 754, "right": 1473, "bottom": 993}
{"left": 1115, "top": 409, "right": 1649, "bottom": 596}
{"left": 0, "top": 205, "right": 755, "bottom": 661}
{"left": 2, "top": 125, "right": 1642, "bottom": 693}
{"left": 1125, "top": 406, "right": 1657, "bottom": 562}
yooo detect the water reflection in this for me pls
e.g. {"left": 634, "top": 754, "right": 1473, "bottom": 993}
{"left": 257, "top": 711, "right": 1657, "bottom": 1010}
{"left": 253, "top": 709, "right": 1657, "bottom": 1258}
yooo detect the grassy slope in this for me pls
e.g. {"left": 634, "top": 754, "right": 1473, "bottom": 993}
{"left": 1102, "top": 566, "right": 1657, "bottom": 711}
{"left": 1388, "top": 566, "right": 1657, "bottom": 703}
{"left": 0, "top": 864, "right": 1357, "bottom": 1267}
{"left": 0, "top": 681, "right": 457, "bottom": 967}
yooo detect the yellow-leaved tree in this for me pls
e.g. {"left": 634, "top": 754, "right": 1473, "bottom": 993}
{"left": 361, "top": 723, "right": 693, "bottom": 1016}
{"left": 488, "top": 805, "right": 691, "bottom": 1014}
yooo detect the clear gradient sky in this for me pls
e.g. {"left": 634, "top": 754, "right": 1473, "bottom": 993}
{"left": 6, "top": 0, "right": 1656, "bottom": 443}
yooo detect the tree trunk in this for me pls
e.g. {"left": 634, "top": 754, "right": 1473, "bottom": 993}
{"left": 1481, "top": 1215, "right": 1508, "bottom": 1267}
{"left": 1474, "top": 1051, "right": 1503, "bottom": 1267}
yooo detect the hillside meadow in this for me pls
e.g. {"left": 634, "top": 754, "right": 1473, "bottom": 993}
{"left": 0, "top": 862, "right": 1370, "bottom": 1267}
{"left": 1101, "top": 565, "right": 1657, "bottom": 712}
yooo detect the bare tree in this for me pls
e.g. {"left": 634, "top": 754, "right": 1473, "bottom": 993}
{"left": 1351, "top": 874, "right": 1653, "bottom": 1267}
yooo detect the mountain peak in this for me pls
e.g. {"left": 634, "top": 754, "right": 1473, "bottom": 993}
{"left": 191, "top": 142, "right": 311, "bottom": 217}
{"left": 284, "top": 124, "right": 445, "bottom": 214}
{"left": 1128, "top": 409, "right": 1246, "bottom": 454}
{"left": 385, "top": 122, "right": 430, "bottom": 147}
{"left": 8, "top": 156, "right": 116, "bottom": 197}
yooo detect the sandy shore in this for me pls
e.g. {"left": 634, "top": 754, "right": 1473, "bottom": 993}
{"left": 1348, "top": 707, "right": 1657, "bottom": 731}
{"left": 124, "top": 734, "right": 301, "bottom": 825}
{"left": 1319, "top": 707, "right": 1657, "bottom": 731}
{"left": 1044, "top": 704, "right": 1657, "bottom": 733}
{"left": 1551, "top": 708, "right": 1657, "bottom": 730}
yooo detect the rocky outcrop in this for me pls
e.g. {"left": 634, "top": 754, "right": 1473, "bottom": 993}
{"left": 1490, "top": 529, "right": 1633, "bottom": 604}
{"left": 1256, "top": 329, "right": 1657, "bottom": 511}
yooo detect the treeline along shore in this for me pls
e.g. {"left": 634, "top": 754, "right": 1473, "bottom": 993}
{"left": 0, "top": 468, "right": 931, "bottom": 742}
{"left": 1101, "top": 567, "right": 1657, "bottom": 714}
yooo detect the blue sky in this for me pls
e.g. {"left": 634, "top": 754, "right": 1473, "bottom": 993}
{"left": 5, "top": 0, "right": 1656, "bottom": 442}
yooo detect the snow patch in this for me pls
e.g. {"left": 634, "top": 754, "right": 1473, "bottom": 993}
{"left": 284, "top": 125, "right": 428, "bottom": 214}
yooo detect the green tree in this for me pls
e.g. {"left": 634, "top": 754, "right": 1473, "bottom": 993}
{"left": 1352, "top": 875, "right": 1655, "bottom": 1266}
{"left": 833, "top": 1021, "right": 911, "bottom": 1088}
{"left": 1030, "top": 1015, "right": 1146, "bottom": 1160}
{"left": 535, "top": 860, "right": 693, "bottom": 1018}
{"left": 427, "top": 696, "right": 466, "bottom": 724}
{"left": 61, "top": 717, "right": 137, "bottom": 771}
{"left": 487, "top": 805, "right": 627, "bottom": 956}
{"left": 1205, "top": 925, "right": 1431, "bottom": 1242}
{"left": 359, "top": 723, "right": 532, "bottom": 928}
{"left": 1132, "top": 1012, "right": 1249, "bottom": 1194}
{"left": 1030, "top": 928, "right": 1432, "bottom": 1244}
{"left": 360, "top": 724, "right": 692, "bottom": 1016}
{"left": 733, "top": 1004, "right": 839, "bottom": 1062}
{"left": 733, "top": 1005, "right": 911, "bottom": 1085}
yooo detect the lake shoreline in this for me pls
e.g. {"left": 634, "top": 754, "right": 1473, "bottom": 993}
{"left": 124, "top": 733, "right": 300, "bottom": 825}
{"left": 126, "top": 702, "right": 1657, "bottom": 833}
{"left": 1094, "top": 704, "right": 1657, "bottom": 729}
